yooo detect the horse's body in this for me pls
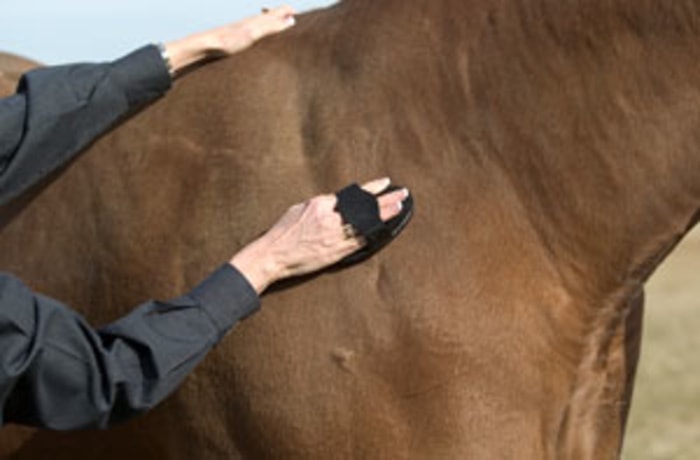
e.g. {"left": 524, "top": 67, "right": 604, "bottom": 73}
{"left": 1, "top": 1, "right": 699, "bottom": 458}
{"left": 0, "top": 51, "right": 38, "bottom": 96}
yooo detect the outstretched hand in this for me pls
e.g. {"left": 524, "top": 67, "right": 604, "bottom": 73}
{"left": 213, "top": 6, "right": 297, "bottom": 55}
{"left": 230, "top": 178, "right": 410, "bottom": 294}
{"left": 164, "top": 5, "right": 297, "bottom": 76}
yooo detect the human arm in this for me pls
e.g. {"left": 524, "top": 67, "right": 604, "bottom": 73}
{"left": 0, "top": 45, "right": 171, "bottom": 207}
{"left": 0, "top": 5, "right": 410, "bottom": 430}
{"left": 0, "top": 264, "right": 258, "bottom": 430}
{"left": 163, "top": 5, "right": 296, "bottom": 75}
{"left": 0, "top": 6, "right": 296, "bottom": 207}
{"left": 0, "top": 180, "right": 408, "bottom": 430}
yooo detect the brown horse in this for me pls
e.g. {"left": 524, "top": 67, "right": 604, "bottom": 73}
{"left": 1, "top": 0, "right": 699, "bottom": 458}
{"left": 0, "top": 77, "right": 12, "bottom": 97}
{"left": 0, "top": 51, "right": 39, "bottom": 97}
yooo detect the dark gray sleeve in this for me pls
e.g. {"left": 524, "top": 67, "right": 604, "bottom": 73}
{"left": 0, "top": 264, "right": 260, "bottom": 430}
{"left": 0, "top": 45, "right": 172, "bottom": 206}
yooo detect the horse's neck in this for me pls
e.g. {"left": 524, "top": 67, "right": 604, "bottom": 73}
{"left": 461, "top": 0, "right": 700, "bottom": 295}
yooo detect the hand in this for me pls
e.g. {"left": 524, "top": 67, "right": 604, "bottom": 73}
{"left": 164, "top": 5, "right": 296, "bottom": 76}
{"left": 230, "top": 178, "right": 410, "bottom": 294}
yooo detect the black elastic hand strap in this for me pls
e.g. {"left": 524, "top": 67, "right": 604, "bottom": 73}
{"left": 334, "top": 183, "right": 387, "bottom": 244}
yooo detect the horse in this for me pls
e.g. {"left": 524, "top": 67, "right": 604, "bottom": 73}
{"left": 0, "top": 51, "right": 39, "bottom": 97}
{"left": 1, "top": 0, "right": 700, "bottom": 458}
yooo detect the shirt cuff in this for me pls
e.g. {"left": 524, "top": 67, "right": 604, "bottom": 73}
{"left": 188, "top": 264, "right": 261, "bottom": 338}
{"left": 108, "top": 45, "right": 173, "bottom": 109}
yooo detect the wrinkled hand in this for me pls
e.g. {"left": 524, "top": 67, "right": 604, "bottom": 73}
{"left": 164, "top": 5, "right": 296, "bottom": 75}
{"left": 230, "top": 178, "right": 409, "bottom": 294}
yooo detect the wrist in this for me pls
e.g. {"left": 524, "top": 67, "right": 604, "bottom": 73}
{"left": 229, "top": 235, "right": 284, "bottom": 294}
{"left": 163, "top": 33, "right": 222, "bottom": 76}
{"left": 156, "top": 42, "right": 174, "bottom": 76}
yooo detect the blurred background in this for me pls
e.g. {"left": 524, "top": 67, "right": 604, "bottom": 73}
{"left": 2, "top": 2, "right": 699, "bottom": 458}
{"left": 624, "top": 228, "right": 700, "bottom": 460}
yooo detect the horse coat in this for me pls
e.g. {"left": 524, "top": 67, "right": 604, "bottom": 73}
{"left": 2, "top": 0, "right": 700, "bottom": 458}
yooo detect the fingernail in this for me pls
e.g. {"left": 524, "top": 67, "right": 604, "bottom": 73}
{"left": 401, "top": 188, "right": 409, "bottom": 198}
{"left": 397, "top": 201, "right": 403, "bottom": 212}
{"left": 285, "top": 16, "right": 297, "bottom": 27}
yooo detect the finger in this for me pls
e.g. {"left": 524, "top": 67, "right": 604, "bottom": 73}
{"left": 264, "top": 5, "right": 297, "bottom": 25}
{"left": 254, "top": 7, "right": 296, "bottom": 39}
{"left": 257, "top": 18, "right": 295, "bottom": 35}
{"left": 265, "top": 5, "right": 296, "bottom": 16}
{"left": 360, "top": 177, "right": 392, "bottom": 195}
{"left": 339, "top": 233, "right": 366, "bottom": 252}
{"left": 377, "top": 188, "right": 409, "bottom": 220}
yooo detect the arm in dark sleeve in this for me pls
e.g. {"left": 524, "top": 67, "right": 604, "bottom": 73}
{"left": 0, "top": 264, "right": 260, "bottom": 430}
{"left": 0, "top": 45, "right": 171, "bottom": 206}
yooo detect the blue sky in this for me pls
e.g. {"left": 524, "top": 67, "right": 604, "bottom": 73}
{"left": 1, "top": 1, "right": 337, "bottom": 64}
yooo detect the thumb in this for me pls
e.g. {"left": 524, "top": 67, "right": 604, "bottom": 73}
{"left": 360, "top": 177, "right": 392, "bottom": 195}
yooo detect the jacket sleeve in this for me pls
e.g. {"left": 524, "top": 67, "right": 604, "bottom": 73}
{"left": 0, "top": 45, "right": 172, "bottom": 206}
{"left": 0, "top": 264, "right": 260, "bottom": 430}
